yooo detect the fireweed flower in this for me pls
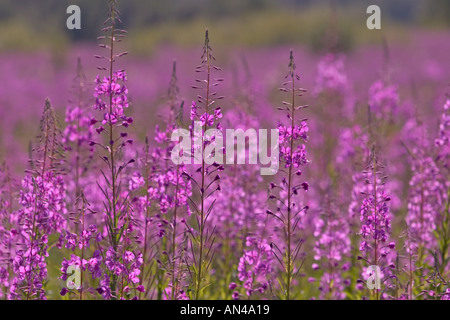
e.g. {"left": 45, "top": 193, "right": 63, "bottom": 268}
{"left": 335, "top": 126, "right": 369, "bottom": 169}
{"left": 406, "top": 154, "right": 444, "bottom": 260}
{"left": 63, "top": 106, "right": 93, "bottom": 150}
{"left": 62, "top": 58, "right": 96, "bottom": 208}
{"left": 128, "top": 61, "right": 193, "bottom": 300}
{"left": 368, "top": 80, "right": 399, "bottom": 121}
{"left": 183, "top": 29, "right": 224, "bottom": 300}
{"left": 402, "top": 96, "right": 450, "bottom": 290}
{"left": 440, "top": 288, "right": 450, "bottom": 300}
{"left": 314, "top": 53, "right": 349, "bottom": 95}
{"left": 147, "top": 119, "right": 192, "bottom": 217}
{"left": 93, "top": 71, "right": 132, "bottom": 128}
{"left": 433, "top": 97, "right": 450, "bottom": 277}
{"left": 58, "top": 192, "right": 101, "bottom": 299}
{"left": 419, "top": 267, "right": 450, "bottom": 300}
{"left": 10, "top": 99, "right": 67, "bottom": 300}
{"left": 330, "top": 126, "right": 370, "bottom": 298}
{"left": 60, "top": 254, "right": 87, "bottom": 291}
{"left": 267, "top": 50, "right": 309, "bottom": 300}
{"left": 234, "top": 236, "right": 273, "bottom": 299}
{"left": 0, "top": 162, "right": 15, "bottom": 299}
{"left": 313, "top": 53, "right": 355, "bottom": 117}
{"left": 335, "top": 126, "right": 369, "bottom": 228}
{"left": 133, "top": 129, "right": 192, "bottom": 298}
{"left": 312, "top": 53, "right": 356, "bottom": 176}
{"left": 1, "top": 0, "right": 450, "bottom": 302}
{"left": 163, "top": 287, "right": 189, "bottom": 300}
{"left": 88, "top": 0, "right": 142, "bottom": 300}
{"left": 312, "top": 197, "right": 351, "bottom": 299}
{"left": 357, "top": 146, "right": 396, "bottom": 300}
{"left": 208, "top": 108, "right": 267, "bottom": 299}
{"left": 435, "top": 97, "right": 449, "bottom": 171}
{"left": 209, "top": 160, "right": 263, "bottom": 240}
{"left": 59, "top": 59, "right": 104, "bottom": 299}
{"left": 11, "top": 172, "right": 67, "bottom": 300}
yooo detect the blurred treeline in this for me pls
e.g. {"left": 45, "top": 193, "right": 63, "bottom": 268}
{"left": 0, "top": 0, "right": 448, "bottom": 53}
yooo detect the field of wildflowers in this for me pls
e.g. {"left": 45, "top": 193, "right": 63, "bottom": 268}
{"left": 0, "top": 0, "right": 449, "bottom": 300}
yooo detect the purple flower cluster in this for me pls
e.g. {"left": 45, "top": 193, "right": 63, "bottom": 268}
{"left": 359, "top": 183, "right": 393, "bottom": 253}
{"left": 368, "top": 80, "right": 399, "bottom": 120}
{"left": 92, "top": 70, "right": 133, "bottom": 136}
{"left": 314, "top": 53, "right": 349, "bottom": 95}
{"left": 406, "top": 156, "right": 444, "bottom": 254}
{"left": 267, "top": 50, "right": 310, "bottom": 300}
{"left": 0, "top": 163, "right": 14, "bottom": 299}
{"left": 189, "top": 91, "right": 225, "bottom": 164}
{"left": 435, "top": 98, "right": 450, "bottom": 170}
{"left": 357, "top": 151, "right": 396, "bottom": 298}
{"left": 11, "top": 171, "right": 67, "bottom": 299}
{"left": 234, "top": 236, "right": 273, "bottom": 299}
{"left": 278, "top": 122, "right": 309, "bottom": 169}
{"left": 148, "top": 123, "right": 192, "bottom": 216}
{"left": 63, "top": 106, "right": 94, "bottom": 149}
{"left": 312, "top": 200, "right": 351, "bottom": 299}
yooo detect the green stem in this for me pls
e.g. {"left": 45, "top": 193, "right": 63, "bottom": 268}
{"left": 108, "top": 5, "right": 118, "bottom": 300}
{"left": 195, "top": 31, "right": 211, "bottom": 300}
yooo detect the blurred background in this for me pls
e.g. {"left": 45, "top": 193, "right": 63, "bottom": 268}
{"left": 0, "top": 0, "right": 449, "bottom": 174}
{"left": 0, "top": 0, "right": 449, "bottom": 52}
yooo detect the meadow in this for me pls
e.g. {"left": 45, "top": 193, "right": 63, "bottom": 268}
{"left": 0, "top": 1, "right": 449, "bottom": 300}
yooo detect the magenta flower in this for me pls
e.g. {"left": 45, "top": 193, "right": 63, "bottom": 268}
{"left": 368, "top": 80, "right": 399, "bottom": 120}
{"left": 312, "top": 199, "right": 351, "bottom": 299}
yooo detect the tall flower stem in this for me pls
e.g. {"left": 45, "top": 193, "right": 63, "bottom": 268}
{"left": 440, "top": 188, "right": 450, "bottom": 275}
{"left": 268, "top": 50, "right": 309, "bottom": 300}
{"left": 79, "top": 193, "right": 87, "bottom": 300}
{"left": 371, "top": 146, "right": 379, "bottom": 301}
{"left": 92, "top": 0, "right": 133, "bottom": 299}
{"left": 139, "top": 137, "right": 151, "bottom": 299}
{"left": 27, "top": 100, "right": 51, "bottom": 300}
{"left": 171, "top": 164, "right": 181, "bottom": 300}
{"left": 105, "top": 1, "right": 119, "bottom": 298}
{"left": 108, "top": 4, "right": 117, "bottom": 249}
{"left": 285, "top": 52, "right": 296, "bottom": 300}
{"left": 187, "top": 29, "right": 223, "bottom": 299}
{"left": 168, "top": 61, "right": 183, "bottom": 300}
{"left": 195, "top": 31, "right": 211, "bottom": 301}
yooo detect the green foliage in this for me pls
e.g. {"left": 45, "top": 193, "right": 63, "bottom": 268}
{"left": 0, "top": 0, "right": 447, "bottom": 53}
